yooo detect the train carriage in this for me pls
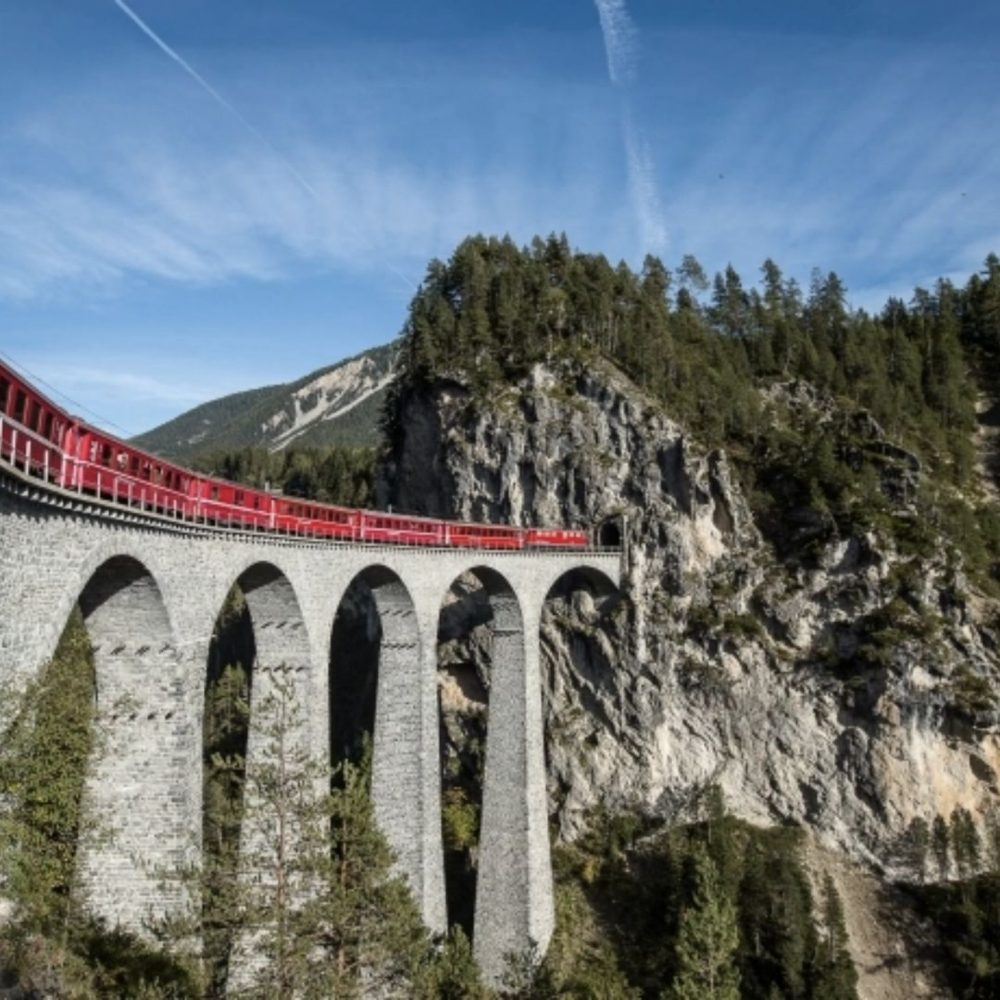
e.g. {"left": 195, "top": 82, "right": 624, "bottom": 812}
{"left": 0, "top": 359, "right": 597, "bottom": 553}
{"left": 525, "top": 527, "right": 589, "bottom": 548}
{"left": 447, "top": 522, "right": 524, "bottom": 549}
{"left": 0, "top": 366, "right": 68, "bottom": 483}
{"left": 62, "top": 422, "right": 193, "bottom": 518}
{"left": 360, "top": 512, "right": 446, "bottom": 546}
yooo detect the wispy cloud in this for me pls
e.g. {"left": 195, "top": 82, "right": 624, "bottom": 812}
{"left": 593, "top": 0, "right": 638, "bottom": 87}
{"left": 592, "top": 0, "right": 667, "bottom": 253}
{"left": 113, "top": 0, "right": 319, "bottom": 199}
{"left": 622, "top": 110, "right": 666, "bottom": 253}
{"left": 0, "top": 124, "right": 625, "bottom": 301}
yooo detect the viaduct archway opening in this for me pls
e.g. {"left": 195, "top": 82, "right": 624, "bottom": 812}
{"left": 201, "top": 582, "right": 257, "bottom": 992}
{"left": 74, "top": 555, "right": 183, "bottom": 927}
{"left": 540, "top": 566, "right": 621, "bottom": 835}
{"left": 330, "top": 566, "right": 425, "bottom": 905}
{"left": 201, "top": 562, "right": 311, "bottom": 991}
{"left": 437, "top": 571, "right": 495, "bottom": 938}
{"left": 328, "top": 574, "right": 384, "bottom": 771}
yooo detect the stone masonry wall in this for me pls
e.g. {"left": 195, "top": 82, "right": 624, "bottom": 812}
{"left": 0, "top": 472, "right": 620, "bottom": 982}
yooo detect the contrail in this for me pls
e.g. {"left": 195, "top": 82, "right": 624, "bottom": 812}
{"left": 114, "top": 0, "right": 319, "bottom": 198}
{"left": 593, "top": 0, "right": 637, "bottom": 87}
{"left": 112, "top": 0, "right": 418, "bottom": 292}
{"left": 592, "top": 0, "right": 666, "bottom": 251}
{"left": 623, "top": 110, "right": 666, "bottom": 252}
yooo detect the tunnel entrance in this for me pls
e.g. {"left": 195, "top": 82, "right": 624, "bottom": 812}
{"left": 597, "top": 516, "right": 623, "bottom": 548}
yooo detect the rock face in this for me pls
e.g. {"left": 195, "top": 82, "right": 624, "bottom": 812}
{"left": 379, "top": 358, "right": 1000, "bottom": 875}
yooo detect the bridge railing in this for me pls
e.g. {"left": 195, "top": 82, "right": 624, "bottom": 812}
{"left": 0, "top": 415, "right": 622, "bottom": 554}
{"left": 0, "top": 413, "right": 63, "bottom": 486}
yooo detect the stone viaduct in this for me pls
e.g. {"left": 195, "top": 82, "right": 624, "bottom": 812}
{"left": 0, "top": 465, "right": 620, "bottom": 984}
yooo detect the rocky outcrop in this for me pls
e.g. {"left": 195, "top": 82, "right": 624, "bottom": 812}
{"left": 379, "top": 358, "right": 1000, "bottom": 876}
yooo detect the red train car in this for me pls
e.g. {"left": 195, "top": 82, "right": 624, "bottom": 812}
{"left": 448, "top": 522, "right": 524, "bottom": 549}
{"left": 61, "top": 420, "right": 193, "bottom": 518}
{"left": 0, "top": 359, "right": 594, "bottom": 551}
{"left": 0, "top": 365, "right": 68, "bottom": 483}
{"left": 525, "top": 527, "right": 589, "bottom": 548}
{"left": 273, "top": 497, "right": 357, "bottom": 539}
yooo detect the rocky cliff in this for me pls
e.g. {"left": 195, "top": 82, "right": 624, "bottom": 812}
{"left": 378, "top": 357, "right": 1000, "bottom": 877}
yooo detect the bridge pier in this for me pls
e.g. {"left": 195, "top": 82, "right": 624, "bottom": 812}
{"left": 75, "top": 556, "right": 197, "bottom": 929}
{"left": 367, "top": 572, "right": 447, "bottom": 935}
{"left": 473, "top": 582, "right": 554, "bottom": 984}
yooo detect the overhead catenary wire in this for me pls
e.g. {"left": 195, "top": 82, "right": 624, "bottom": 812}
{"left": 0, "top": 348, "right": 137, "bottom": 439}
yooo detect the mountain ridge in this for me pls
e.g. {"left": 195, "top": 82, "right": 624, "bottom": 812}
{"left": 132, "top": 340, "right": 397, "bottom": 460}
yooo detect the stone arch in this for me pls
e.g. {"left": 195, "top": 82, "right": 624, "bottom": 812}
{"left": 73, "top": 554, "right": 189, "bottom": 930}
{"left": 228, "top": 561, "right": 312, "bottom": 679}
{"left": 213, "top": 561, "right": 315, "bottom": 816}
{"left": 329, "top": 565, "right": 426, "bottom": 907}
{"left": 329, "top": 565, "right": 417, "bottom": 766}
{"left": 539, "top": 563, "right": 622, "bottom": 818}
{"left": 440, "top": 565, "right": 552, "bottom": 985}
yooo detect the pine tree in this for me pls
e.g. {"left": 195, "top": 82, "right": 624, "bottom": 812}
{"left": 933, "top": 815, "right": 951, "bottom": 880}
{"left": 193, "top": 674, "right": 433, "bottom": 999}
{"left": 665, "top": 844, "right": 740, "bottom": 1000}
{"left": 811, "top": 875, "right": 858, "bottom": 1000}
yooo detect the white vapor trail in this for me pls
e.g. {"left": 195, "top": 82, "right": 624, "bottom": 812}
{"left": 111, "top": 0, "right": 416, "bottom": 290}
{"left": 593, "top": 0, "right": 638, "bottom": 87}
{"left": 113, "top": 0, "right": 318, "bottom": 198}
{"left": 592, "top": 0, "right": 666, "bottom": 251}
{"left": 624, "top": 111, "right": 666, "bottom": 251}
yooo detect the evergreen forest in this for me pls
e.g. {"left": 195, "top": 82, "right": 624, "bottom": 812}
{"left": 385, "top": 235, "right": 1000, "bottom": 588}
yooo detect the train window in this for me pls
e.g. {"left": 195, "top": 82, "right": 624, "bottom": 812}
{"left": 235, "top": 490, "right": 244, "bottom": 505}
{"left": 253, "top": 496, "right": 260, "bottom": 510}
{"left": 211, "top": 486, "right": 219, "bottom": 501}
{"left": 102, "top": 444, "right": 113, "bottom": 466}
{"left": 0, "top": 377, "right": 9, "bottom": 412}
{"left": 41, "top": 411, "right": 54, "bottom": 440}
{"left": 13, "top": 391, "right": 26, "bottom": 422}
{"left": 131, "top": 456, "right": 140, "bottom": 474}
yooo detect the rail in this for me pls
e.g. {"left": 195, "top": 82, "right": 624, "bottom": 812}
{"left": 0, "top": 413, "right": 622, "bottom": 554}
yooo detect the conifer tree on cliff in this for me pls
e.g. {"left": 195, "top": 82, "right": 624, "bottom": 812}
{"left": 665, "top": 843, "right": 740, "bottom": 1000}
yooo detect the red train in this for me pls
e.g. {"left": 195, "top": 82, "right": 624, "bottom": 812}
{"left": 0, "top": 361, "right": 590, "bottom": 550}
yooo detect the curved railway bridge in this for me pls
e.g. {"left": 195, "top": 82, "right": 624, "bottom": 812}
{"left": 0, "top": 459, "right": 621, "bottom": 984}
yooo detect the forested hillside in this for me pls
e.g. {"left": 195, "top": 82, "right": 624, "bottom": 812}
{"left": 386, "top": 234, "right": 1000, "bottom": 587}
{"left": 133, "top": 342, "right": 397, "bottom": 460}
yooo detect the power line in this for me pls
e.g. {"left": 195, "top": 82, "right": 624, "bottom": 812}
{"left": 0, "top": 349, "right": 136, "bottom": 439}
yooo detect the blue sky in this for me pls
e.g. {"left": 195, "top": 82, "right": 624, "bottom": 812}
{"left": 1, "top": 1, "right": 998, "bottom": 434}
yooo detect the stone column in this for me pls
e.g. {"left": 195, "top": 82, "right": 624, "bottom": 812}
{"left": 474, "top": 594, "right": 554, "bottom": 985}
{"left": 370, "top": 576, "right": 446, "bottom": 934}
{"left": 75, "top": 558, "right": 193, "bottom": 930}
